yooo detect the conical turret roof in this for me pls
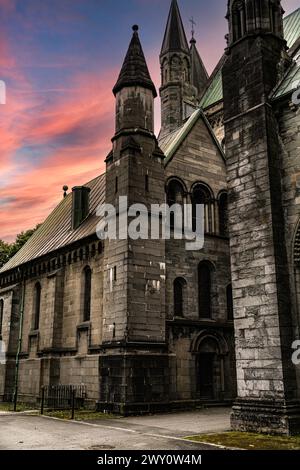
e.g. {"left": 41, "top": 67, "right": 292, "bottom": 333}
{"left": 113, "top": 25, "right": 157, "bottom": 97}
{"left": 161, "top": 0, "right": 189, "bottom": 56}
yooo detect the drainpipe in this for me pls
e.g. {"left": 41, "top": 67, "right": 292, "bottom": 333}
{"left": 13, "top": 275, "right": 26, "bottom": 411}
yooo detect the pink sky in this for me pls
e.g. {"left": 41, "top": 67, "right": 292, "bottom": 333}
{"left": 0, "top": 0, "right": 298, "bottom": 241}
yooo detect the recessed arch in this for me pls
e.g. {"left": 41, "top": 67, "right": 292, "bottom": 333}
{"left": 190, "top": 181, "right": 214, "bottom": 199}
{"left": 198, "top": 260, "right": 215, "bottom": 319}
{"left": 191, "top": 329, "right": 229, "bottom": 356}
{"left": 166, "top": 176, "right": 188, "bottom": 194}
{"left": 192, "top": 330, "right": 229, "bottom": 399}
{"left": 0, "top": 299, "right": 4, "bottom": 336}
{"left": 218, "top": 190, "right": 229, "bottom": 237}
{"left": 83, "top": 266, "right": 92, "bottom": 322}
{"left": 191, "top": 183, "right": 214, "bottom": 234}
{"left": 166, "top": 178, "right": 186, "bottom": 230}
{"left": 226, "top": 283, "right": 234, "bottom": 321}
{"left": 33, "top": 282, "right": 41, "bottom": 330}
{"left": 231, "top": 0, "right": 247, "bottom": 41}
{"left": 173, "top": 277, "right": 187, "bottom": 317}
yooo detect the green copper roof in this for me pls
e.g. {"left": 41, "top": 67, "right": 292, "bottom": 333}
{"left": 200, "top": 69, "right": 222, "bottom": 109}
{"left": 284, "top": 8, "right": 300, "bottom": 49}
{"left": 200, "top": 8, "right": 300, "bottom": 110}
{"left": 273, "top": 60, "right": 300, "bottom": 100}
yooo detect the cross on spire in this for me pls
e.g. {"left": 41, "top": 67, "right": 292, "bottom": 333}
{"left": 190, "top": 17, "right": 196, "bottom": 39}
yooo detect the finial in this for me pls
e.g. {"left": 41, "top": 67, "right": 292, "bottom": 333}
{"left": 63, "top": 185, "right": 69, "bottom": 198}
{"left": 189, "top": 17, "right": 196, "bottom": 41}
{"left": 132, "top": 25, "right": 139, "bottom": 32}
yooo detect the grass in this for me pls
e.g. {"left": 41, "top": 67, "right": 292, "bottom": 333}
{"left": 185, "top": 432, "right": 300, "bottom": 450}
{"left": 0, "top": 402, "right": 118, "bottom": 420}
{"left": 0, "top": 402, "right": 37, "bottom": 412}
{"left": 43, "top": 409, "right": 118, "bottom": 421}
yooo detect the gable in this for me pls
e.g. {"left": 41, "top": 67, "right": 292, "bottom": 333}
{"left": 164, "top": 111, "right": 227, "bottom": 198}
{"left": 160, "top": 109, "right": 225, "bottom": 167}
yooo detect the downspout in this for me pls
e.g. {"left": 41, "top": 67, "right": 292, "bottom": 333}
{"left": 13, "top": 274, "right": 26, "bottom": 411}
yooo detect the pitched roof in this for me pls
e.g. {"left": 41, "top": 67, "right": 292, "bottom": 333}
{"left": 160, "top": 0, "right": 189, "bottom": 56}
{"left": 200, "top": 69, "right": 223, "bottom": 109}
{"left": 159, "top": 108, "right": 225, "bottom": 165}
{"left": 273, "top": 58, "right": 300, "bottom": 100}
{"left": 284, "top": 8, "right": 300, "bottom": 49}
{"left": 113, "top": 25, "right": 157, "bottom": 97}
{"left": 190, "top": 38, "right": 208, "bottom": 95}
{"left": 0, "top": 174, "right": 105, "bottom": 273}
{"left": 200, "top": 8, "right": 300, "bottom": 110}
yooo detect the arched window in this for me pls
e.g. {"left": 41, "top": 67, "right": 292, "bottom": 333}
{"left": 255, "top": 0, "right": 263, "bottom": 28}
{"left": 167, "top": 179, "right": 185, "bottom": 230}
{"left": 33, "top": 282, "right": 41, "bottom": 330}
{"left": 0, "top": 299, "right": 3, "bottom": 336}
{"left": 269, "top": 1, "right": 277, "bottom": 33}
{"left": 170, "top": 55, "right": 181, "bottom": 81}
{"left": 226, "top": 284, "right": 234, "bottom": 321}
{"left": 219, "top": 192, "right": 229, "bottom": 237}
{"left": 183, "top": 58, "right": 190, "bottom": 83}
{"left": 174, "top": 277, "right": 187, "bottom": 317}
{"left": 164, "top": 68, "right": 168, "bottom": 84}
{"left": 232, "top": 0, "right": 247, "bottom": 42}
{"left": 83, "top": 266, "right": 92, "bottom": 322}
{"left": 198, "top": 262, "right": 212, "bottom": 319}
{"left": 192, "top": 184, "right": 212, "bottom": 233}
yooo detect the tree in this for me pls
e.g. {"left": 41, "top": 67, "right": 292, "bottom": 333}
{"left": 0, "top": 225, "right": 40, "bottom": 268}
{"left": 0, "top": 240, "right": 11, "bottom": 268}
{"left": 9, "top": 226, "right": 40, "bottom": 258}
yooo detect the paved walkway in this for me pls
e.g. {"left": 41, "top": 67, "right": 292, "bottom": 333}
{"left": 0, "top": 407, "right": 230, "bottom": 450}
{"left": 119, "top": 407, "right": 231, "bottom": 436}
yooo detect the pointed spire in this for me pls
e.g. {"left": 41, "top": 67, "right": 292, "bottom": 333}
{"left": 113, "top": 25, "right": 157, "bottom": 97}
{"left": 161, "top": 0, "right": 189, "bottom": 56}
{"left": 190, "top": 37, "right": 208, "bottom": 95}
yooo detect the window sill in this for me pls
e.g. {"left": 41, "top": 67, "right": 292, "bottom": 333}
{"left": 29, "top": 330, "right": 39, "bottom": 338}
{"left": 77, "top": 322, "right": 91, "bottom": 331}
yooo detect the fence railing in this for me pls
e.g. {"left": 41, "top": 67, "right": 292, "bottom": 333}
{"left": 41, "top": 384, "right": 86, "bottom": 418}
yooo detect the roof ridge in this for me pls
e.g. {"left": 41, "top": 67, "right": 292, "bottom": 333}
{"left": 284, "top": 7, "right": 300, "bottom": 22}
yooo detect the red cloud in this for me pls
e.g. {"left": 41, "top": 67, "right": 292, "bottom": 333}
{"left": 0, "top": 68, "right": 116, "bottom": 241}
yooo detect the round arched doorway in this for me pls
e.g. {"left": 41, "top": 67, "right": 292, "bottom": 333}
{"left": 193, "top": 332, "right": 228, "bottom": 401}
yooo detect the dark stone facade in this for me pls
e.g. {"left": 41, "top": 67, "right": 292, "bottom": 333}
{"left": 223, "top": 0, "right": 300, "bottom": 434}
{"left": 1, "top": 0, "right": 299, "bottom": 435}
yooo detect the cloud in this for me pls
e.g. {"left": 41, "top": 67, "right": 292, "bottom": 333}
{"left": 0, "top": 67, "right": 116, "bottom": 241}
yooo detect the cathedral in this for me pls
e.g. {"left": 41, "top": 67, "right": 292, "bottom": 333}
{"left": 0, "top": 0, "right": 300, "bottom": 435}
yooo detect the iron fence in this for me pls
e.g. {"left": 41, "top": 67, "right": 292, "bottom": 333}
{"left": 41, "top": 384, "right": 86, "bottom": 418}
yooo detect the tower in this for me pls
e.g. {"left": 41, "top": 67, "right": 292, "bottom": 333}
{"left": 159, "top": 0, "right": 207, "bottom": 138}
{"left": 100, "top": 26, "right": 168, "bottom": 414}
{"left": 222, "top": 1, "right": 300, "bottom": 434}
{"left": 189, "top": 36, "right": 208, "bottom": 99}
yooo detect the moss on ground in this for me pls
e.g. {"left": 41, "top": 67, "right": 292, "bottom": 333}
{"left": 0, "top": 402, "right": 37, "bottom": 412}
{"left": 43, "top": 410, "right": 118, "bottom": 421}
{"left": 185, "top": 432, "right": 300, "bottom": 450}
{"left": 0, "top": 403, "right": 117, "bottom": 420}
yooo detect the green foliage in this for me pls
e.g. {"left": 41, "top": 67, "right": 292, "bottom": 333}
{"left": 0, "top": 240, "right": 11, "bottom": 268}
{"left": 0, "top": 225, "right": 40, "bottom": 268}
{"left": 185, "top": 432, "right": 300, "bottom": 450}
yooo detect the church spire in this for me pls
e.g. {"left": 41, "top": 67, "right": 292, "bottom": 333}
{"left": 113, "top": 25, "right": 157, "bottom": 97}
{"left": 160, "top": 0, "right": 189, "bottom": 56}
{"left": 190, "top": 37, "right": 208, "bottom": 97}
